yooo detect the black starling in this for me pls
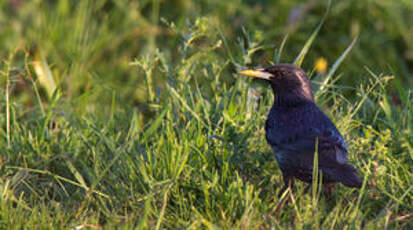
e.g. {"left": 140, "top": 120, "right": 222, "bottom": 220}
{"left": 238, "top": 64, "right": 362, "bottom": 191}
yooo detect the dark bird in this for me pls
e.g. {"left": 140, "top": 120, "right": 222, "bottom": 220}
{"left": 238, "top": 64, "right": 362, "bottom": 192}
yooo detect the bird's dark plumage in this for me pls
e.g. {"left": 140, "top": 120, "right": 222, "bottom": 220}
{"left": 239, "top": 64, "right": 362, "bottom": 190}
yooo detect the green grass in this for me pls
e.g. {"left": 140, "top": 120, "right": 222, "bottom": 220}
{"left": 1, "top": 0, "right": 412, "bottom": 229}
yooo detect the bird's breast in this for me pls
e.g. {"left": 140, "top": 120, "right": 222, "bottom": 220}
{"left": 265, "top": 106, "right": 302, "bottom": 145}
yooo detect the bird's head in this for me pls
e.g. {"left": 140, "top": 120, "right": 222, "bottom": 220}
{"left": 238, "top": 64, "right": 314, "bottom": 104}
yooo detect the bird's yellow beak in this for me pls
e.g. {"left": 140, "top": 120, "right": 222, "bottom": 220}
{"left": 238, "top": 69, "right": 273, "bottom": 80}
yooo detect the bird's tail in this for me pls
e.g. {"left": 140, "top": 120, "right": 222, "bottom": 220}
{"left": 336, "top": 164, "right": 362, "bottom": 188}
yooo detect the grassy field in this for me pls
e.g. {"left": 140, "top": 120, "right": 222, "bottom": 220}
{"left": 1, "top": 0, "right": 412, "bottom": 229}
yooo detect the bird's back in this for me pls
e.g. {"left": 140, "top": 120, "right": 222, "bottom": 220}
{"left": 265, "top": 102, "right": 362, "bottom": 188}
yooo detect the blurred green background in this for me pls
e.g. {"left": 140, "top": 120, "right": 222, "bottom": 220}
{"left": 1, "top": 0, "right": 412, "bottom": 113}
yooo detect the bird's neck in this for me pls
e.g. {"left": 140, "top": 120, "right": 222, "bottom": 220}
{"left": 272, "top": 88, "right": 314, "bottom": 107}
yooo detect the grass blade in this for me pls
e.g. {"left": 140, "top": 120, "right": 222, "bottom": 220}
{"left": 142, "top": 106, "right": 168, "bottom": 140}
{"left": 293, "top": 1, "right": 330, "bottom": 67}
{"left": 32, "top": 49, "right": 57, "bottom": 99}
{"left": 273, "top": 33, "right": 289, "bottom": 64}
{"left": 167, "top": 84, "right": 207, "bottom": 128}
{"left": 317, "top": 35, "right": 359, "bottom": 94}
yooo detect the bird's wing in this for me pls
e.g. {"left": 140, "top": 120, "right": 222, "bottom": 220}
{"left": 277, "top": 128, "right": 348, "bottom": 166}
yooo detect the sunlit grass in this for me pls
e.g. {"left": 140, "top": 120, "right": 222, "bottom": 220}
{"left": 0, "top": 1, "right": 412, "bottom": 229}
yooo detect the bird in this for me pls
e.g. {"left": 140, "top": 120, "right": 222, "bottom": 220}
{"left": 238, "top": 64, "right": 362, "bottom": 193}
